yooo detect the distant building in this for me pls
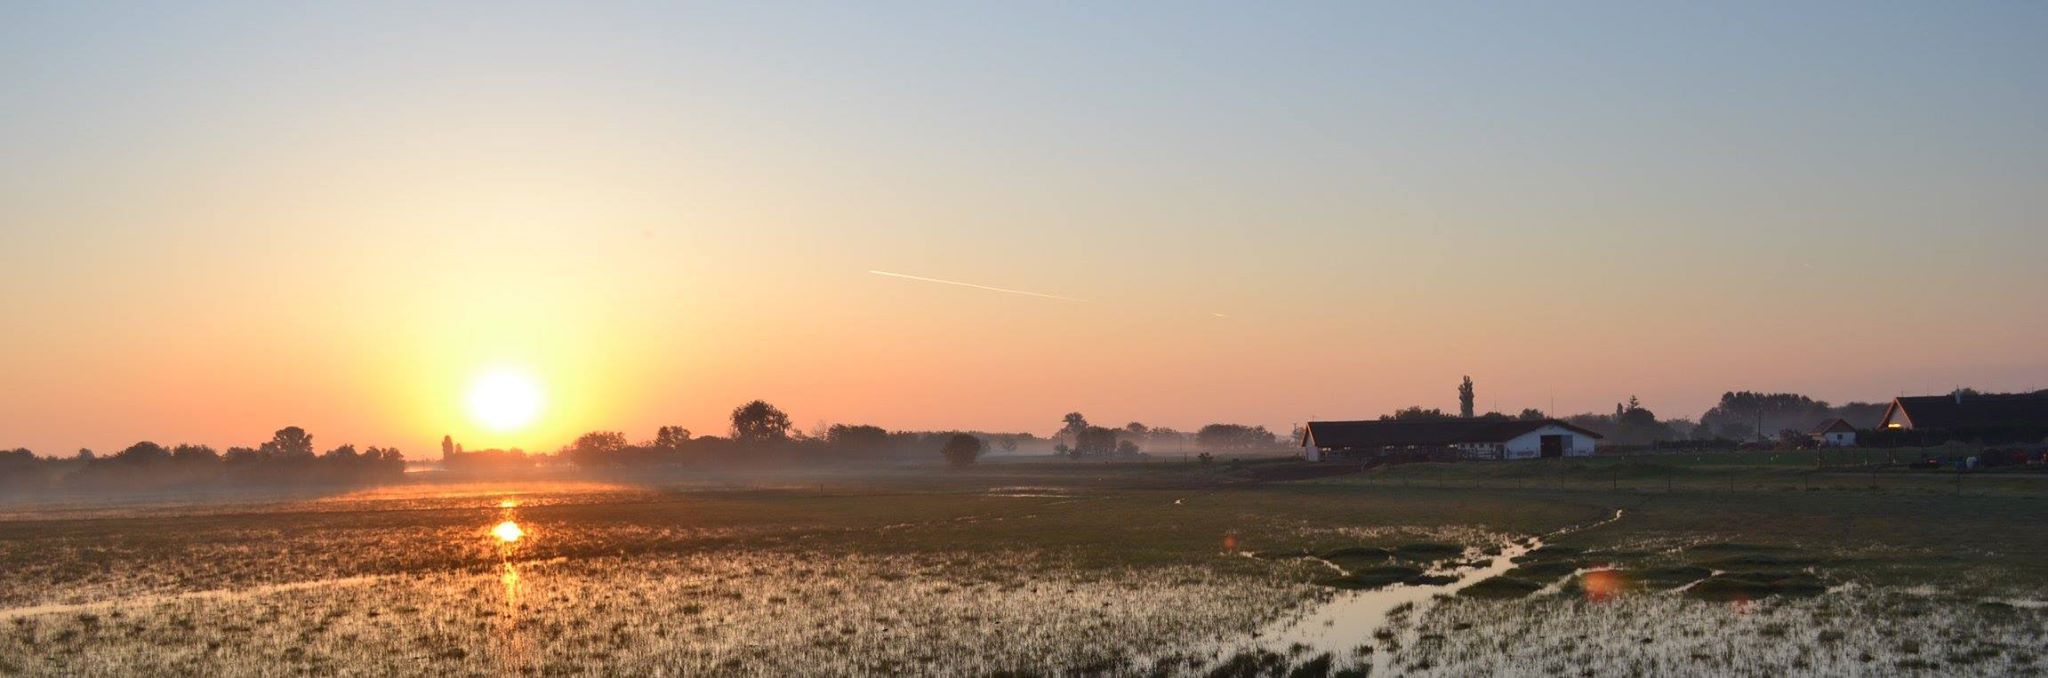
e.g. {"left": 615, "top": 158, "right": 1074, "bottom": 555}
{"left": 1300, "top": 419, "right": 1601, "bottom": 462}
{"left": 1877, "top": 392, "right": 2048, "bottom": 431}
{"left": 1808, "top": 419, "right": 1857, "bottom": 447}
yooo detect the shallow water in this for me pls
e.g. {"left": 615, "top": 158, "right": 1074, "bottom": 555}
{"left": 1259, "top": 537, "right": 1537, "bottom": 673}
{"left": 1243, "top": 509, "right": 1626, "bottom": 674}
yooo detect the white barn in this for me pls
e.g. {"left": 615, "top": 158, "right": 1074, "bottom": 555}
{"left": 1301, "top": 419, "right": 1601, "bottom": 462}
{"left": 1808, "top": 419, "right": 1857, "bottom": 447}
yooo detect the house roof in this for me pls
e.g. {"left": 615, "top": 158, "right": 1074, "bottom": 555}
{"left": 1885, "top": 394, "right": 2048, "bottom": 430}
{"left": 1303, "top": 419, "right": 1603, "bottom": 448}
{"left": 1810, "top": 419, "right": 1857, "bottom": 434}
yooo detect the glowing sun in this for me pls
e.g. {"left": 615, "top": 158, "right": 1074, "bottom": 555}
{"left": 467, "top": 369, "right": 543, "bottom": 432}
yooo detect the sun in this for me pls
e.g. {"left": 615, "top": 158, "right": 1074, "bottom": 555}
{"left": 467, "top": 368, "right": 544, "bottom": 432}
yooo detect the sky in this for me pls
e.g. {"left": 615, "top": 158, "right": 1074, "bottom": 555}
{"left": 3, "top": 2, "right": 2046, "bottom": 455}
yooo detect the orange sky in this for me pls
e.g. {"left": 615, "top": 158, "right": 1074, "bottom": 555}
{"left": 3, "top": 3, "right": 2046, "bottom": 455}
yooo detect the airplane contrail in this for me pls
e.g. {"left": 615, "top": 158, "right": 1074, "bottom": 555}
{"left": 867, "top": 270, "right": 1086, "bottom": 302}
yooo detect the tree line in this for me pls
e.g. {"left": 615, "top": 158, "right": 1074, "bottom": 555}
{"left": 0, "top": 426, "right": 405, "bottom": 492}
{"left": 441, "top": 403, "right": 1293, "bottom": 471}
{"left": 1368, "top": 377, "right": 2040, "bottom": 447}
{"left": 438, "top": 400, "right": 1032, "bottom": 470}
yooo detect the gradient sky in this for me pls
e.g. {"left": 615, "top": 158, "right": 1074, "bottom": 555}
{"left": 4, "top": 2, "right": 2046, "bottom": 455}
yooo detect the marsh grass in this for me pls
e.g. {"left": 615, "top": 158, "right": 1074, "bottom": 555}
{"left": 6, "top": 460, "right": 2048, "bottom": 676}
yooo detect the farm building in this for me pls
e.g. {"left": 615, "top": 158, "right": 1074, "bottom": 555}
{"left": 1877, "top": 393, "right": 2048, "bottom": 431}
{"left": 1874, "top": 392, "right": 2048, "bottom": 445}
{"left": 1300, "top": 419, "right": 1601, "bottom": 462}
{"left": 1809, "top": 419, "right": 1857, "bottom": 447}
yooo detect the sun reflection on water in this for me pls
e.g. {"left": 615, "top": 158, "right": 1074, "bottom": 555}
{"left": 492, "top": 520, "right": 525, "bottom": 544}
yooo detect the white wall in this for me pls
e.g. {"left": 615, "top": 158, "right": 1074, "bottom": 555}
{"left": 1823, "top": 431, "right": 1855, "bottom": 446}
{"left": 1502, "top": 424, "right": 1598, "bottom": 460}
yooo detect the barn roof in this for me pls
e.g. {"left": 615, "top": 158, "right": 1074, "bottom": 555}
{"left": 1886, "top": 393, "right": 2048, "bottom": 430}
{"left": 1810, "top": 418, "right": 1857, "bottom": 434}
{"left": 1303, "top": 419, "right": 1603, "bottom": 448}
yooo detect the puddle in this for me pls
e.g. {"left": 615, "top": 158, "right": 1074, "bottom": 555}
{"left": 1236, "top": 510, "right": 1625, "bottom": 674}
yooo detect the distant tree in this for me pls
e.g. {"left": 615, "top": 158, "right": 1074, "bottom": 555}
{"left": 1603, "top": 396, "right": 1678, "bottom": 444}
{"left": 731, "top": 400, "right": 792, "bottom": 445}
{"left": 1382, "top": 407, "right": 1454, "bottom": 422}
{"left": 1691, "top": 420, "right": 1719, "bottom": 440}
{"left": 223, "top": 446, "right": 262, "bottom": 464}
{"left": 264, "top": 427, "right": 316, "bottom": 461}
{"left": 1060, "top": 412, "right": 1090, "bottom": 440}
{"left": 75, "top": 448, "right": 95, "bottom": 461}
{"left": 1699, "top": 392, "right": 1833, "bottom": 442}
{"left": 1517, "top": 408, "right": 1547, "bottom": 421}
{"left": 1476, "top": 411, "right": 1511, "bottom": 421}
{"left": 940, "top": 434, "right": 983, "bottom": 467}
{"left": 574, "top": 431, "right": 628, "bottom": 455}
{"left": 1196, "top": 424, "right": 1278, "bottom": 449}
{"left": 1124, "top": 422, "right": 1149, "bottom": 435}
{"left": 1074, "top": 426, "right": 1118, "bottom": 457}
{"left": 654, "top": 426, "right": 692, "bottom": 450}
{"left": 323, "top": 444, "right": 360, "bottom": 461}
{"left": 1055, "top": 442, "right": 1071, "bottom": 457}
{"left": 1458, "top": 376, "right": 1476, "bottom": 419}
{"left": 440, "top": 435, "right": 455, "bottom": 461}
{"left": 1115, "top": 439, "right": 1141, "bottom": 457}
{"left": 826, "top": 424, "right": 890, "bottom": 455}
{"left": 170, "top": 444, "right": 220, "bottom": 465}
{"left": 112, "top": 441, "right": 170, "bottom": 465}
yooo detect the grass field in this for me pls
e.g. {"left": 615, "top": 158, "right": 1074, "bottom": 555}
{"left": 3, "top": 451, "right": 2045, "bottom": 676}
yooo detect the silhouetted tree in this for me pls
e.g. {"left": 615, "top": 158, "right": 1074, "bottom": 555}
{"left": 263, "top": 427, "right": 315, "bottom": 460}
{"left": 1459, "top": 376, "right": 1475, "bottom": 419}
{"left": 731, "top": 400, "right": 792, "bottom": 445}
{"left": 1699, "top": 392, "right": 1834, "bottom": 442}
{"left": 654, "top": 426, "right": 692, "bottom": 450}
{"left": 1060, "top": 412, "right": 1090, "bottom": 441}
{"left": 1196, "top": 424, "right": 1278, "bottom": 449}
{"left": 1115, "top": 439, "right": 1141, "bottom": 457}
{"left": 570, "top": 431, "right": 629, "bottom": 465}
{"left": 113, "top": 441, "right": 170, "bottom": 465}
{"left": 1517, "top": 408, "right": 1547, "bottom": 421}
{"left": 171, "top": 444, "right": 219, "bottom": 465}
{"left": 1382, "top": 407, "right": 1454, "bottom": 421}
{"left": 1074, "top": 426, "right": 1118, "bottom": 457}
{"left": 441, "top": 435, "right": 455, "bottom": 461}
{"left": 323, "top": 444, "right": 360, "bottom": 461}
{"left": 826, "top": 424, "right": 889, "bottom": 455}
{"left": 941, "top": 434, "right": 983, "bottom": 467}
